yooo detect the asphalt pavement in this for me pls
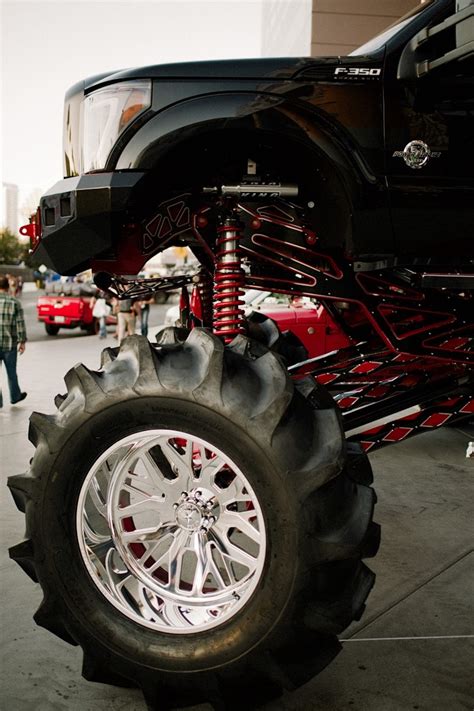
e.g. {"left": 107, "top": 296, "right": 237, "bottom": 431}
{"left": 1, "top": 286, "right": 473, "bottom": 711}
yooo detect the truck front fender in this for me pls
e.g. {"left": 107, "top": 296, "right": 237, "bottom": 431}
{"left": 114, "top": 90, "right": 390, "bottom": 255}
{"left": 115, "top": 90, "right": 373, "bottom": 199}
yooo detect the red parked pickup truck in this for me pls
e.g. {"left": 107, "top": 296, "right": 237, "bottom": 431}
{"left": 165, "top": 290, "right": 352, "bottom": 359}
{"left": 37, "top": 281, "right": 116, "bottom": 336}
{"left": 259, "top": 298, "right": 351, "bottom": 358}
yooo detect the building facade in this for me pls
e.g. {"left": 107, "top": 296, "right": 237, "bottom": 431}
{"left": 1, "top": 183, "right": 19, "bottom": 234}
{"left": 311, "top": 0, "right": 420, "bottom": 56}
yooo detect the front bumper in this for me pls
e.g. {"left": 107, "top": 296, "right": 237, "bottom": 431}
{"left": 38, "top": 315, "right": 81, "bottom": 328}
{"left": 34, "top": 172, "right": 145, "bottom": 275}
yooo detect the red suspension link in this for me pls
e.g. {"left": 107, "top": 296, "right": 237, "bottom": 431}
{"left": 195, "top": 267, "right": 213, "bottom": 327}
{"left": 213, "top": 218, "right": 246, "bottom": 342}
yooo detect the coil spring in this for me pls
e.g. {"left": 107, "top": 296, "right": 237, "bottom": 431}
{"left": 213, "top": 222, "right": 246, "bottom": 342}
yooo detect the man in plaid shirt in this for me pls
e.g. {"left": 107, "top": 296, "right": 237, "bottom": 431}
{"left": 0, "top": 274, "right": 27, "bottom": 407}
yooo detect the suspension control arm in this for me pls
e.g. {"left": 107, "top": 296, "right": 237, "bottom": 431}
{"left": 94, "top": 271, "right": 198, "bottom": 300}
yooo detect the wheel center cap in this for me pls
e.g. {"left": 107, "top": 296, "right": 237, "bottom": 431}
{"left": 175, "top": 501, "right": 202, "bottom": 531}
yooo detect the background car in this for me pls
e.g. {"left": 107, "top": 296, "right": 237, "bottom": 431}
{"left": 37, "top": 280, "right": 116, "bottom": 335}
{"left": 164, "top": 289, "right": 351, "bottom": 357}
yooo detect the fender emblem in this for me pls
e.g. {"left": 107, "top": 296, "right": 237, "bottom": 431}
{"left": 393, "top": 140, "right": 441, "bottom": 169}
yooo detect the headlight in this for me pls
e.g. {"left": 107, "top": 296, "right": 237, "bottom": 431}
{"left": 83, "top": 80, "right": 151, "bottom": 172}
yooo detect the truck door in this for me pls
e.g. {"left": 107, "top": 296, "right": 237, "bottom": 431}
{"left": 384, "top": 0, "right": 474, "bottom": 259}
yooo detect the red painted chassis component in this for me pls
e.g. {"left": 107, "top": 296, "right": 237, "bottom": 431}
{"left": 27, "top": 195, "right": 473, "bottom": 449}
{"left": 190, "top": 199, "right": 472, "bottom": 450}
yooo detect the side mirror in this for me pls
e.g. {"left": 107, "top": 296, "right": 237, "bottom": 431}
{"left": 398, "top": 0, "right": 474, "bottom": 80}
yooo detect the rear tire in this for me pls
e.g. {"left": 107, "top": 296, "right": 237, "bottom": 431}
{"left": 8, "top": 330, "right": 379, "bottom": 710}
{"left": 45, "top": 323, "right": 60, "bottom": 336}
{"left": 86, "top": 318, "right": 100, "bottom": 335}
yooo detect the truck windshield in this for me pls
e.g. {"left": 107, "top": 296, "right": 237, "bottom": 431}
{"left": 350, "top": 0, "right": 438, "bottom": 55}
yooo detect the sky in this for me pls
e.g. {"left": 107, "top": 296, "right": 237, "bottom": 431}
{"left": 1, "top": 0, "right": 311, "bottom": 219}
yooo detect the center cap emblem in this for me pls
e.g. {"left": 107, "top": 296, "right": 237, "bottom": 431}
{"left": 393, "top": 140, "right": 441, "bottom": 170}
{"left": 176, "top": 502, "right": 202, "bottom": 531}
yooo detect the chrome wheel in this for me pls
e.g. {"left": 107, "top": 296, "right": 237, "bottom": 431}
{"left": 77, "top": 430, "right": 266, "bottom": 633}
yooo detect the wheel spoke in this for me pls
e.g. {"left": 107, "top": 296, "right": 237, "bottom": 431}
{"left": 198, "top": 447, "right": 226, "bottom": 489}
{"left": 83, "top": 516, "right": 109, "bottom": 545}
{"left": 159, "top": 602, "right": 190, "bottom": 628}
{"left": 121, "top": 525, "right": 162, "bottom": 542}
{"left": 216, "top": 477, "right": 252, "bottom": 507}
{"left": 166, "top": 530, "right": 189, "bottom": 593}
{"left": 137, "top": 584, "right": 165, "bottom": 622}
{"left": 88, "top": 537, "right": 115, "bottom": 561}
{"left": 117, "top": 497, "right": 162, "bottom": 517}
{"left": 99, "top": 547, "right": 131, "bottom": 595}
{"left": 161, "top": 439, "right": 193, "bottom": 483}
{"left": 208, "top": 531, "right": 238, "bottom": 584}
{"left": 218, "top": 510, "right": 261, "bottom": 544}
{"left": 88, "top": 475, "right": 108, "bottom": 518}
{"left": 190, "top": 532, "right": 208, "bottom": 594}
{"left": 211, "top": 522, "right": 257, "bottom": 569}
{"left": 122, "top": 478, "right": 159, "bottom": 499}
{"left": 136, "top": 525, "right": 177, "bottom": 563}
{"left": 139, "top": 449, "right": 181, "bottom": 493}
{"left": 205, "top": 545, "right": 228, "bottom": 591}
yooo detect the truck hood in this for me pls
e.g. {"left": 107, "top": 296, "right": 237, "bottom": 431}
{"left": 84, "top": 56, "right": 359, "bottom": 91}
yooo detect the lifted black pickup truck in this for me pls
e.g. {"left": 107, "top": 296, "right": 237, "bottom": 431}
{"left": 10, "top": 1, "right": 473, "bottom": 709}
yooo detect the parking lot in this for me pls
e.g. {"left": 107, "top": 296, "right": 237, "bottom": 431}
{"left": 1, "top": 287, "right": 473, "bottom": 711}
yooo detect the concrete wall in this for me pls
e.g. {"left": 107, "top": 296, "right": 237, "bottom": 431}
{"left": 311, "top": 0, "right": 420, "bottom": 56}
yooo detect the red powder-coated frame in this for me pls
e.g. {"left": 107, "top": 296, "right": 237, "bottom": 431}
{"left": 88, "top": 195, "right": 473, "bottom": 451}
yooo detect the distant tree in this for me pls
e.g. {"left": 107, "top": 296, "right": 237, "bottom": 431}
{"left": 0, "top": 228, "right": 23, "bottom": 264}
{"left": 20, "top": 241, "right": 42, "bottom": 269}
{"left": 20, "top": 189, "right": 44, "bottom": 224}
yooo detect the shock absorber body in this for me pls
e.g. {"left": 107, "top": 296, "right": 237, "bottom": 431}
{"left": 193, "top": 267, "right": 213, "bottom": 328}
{"left": 213, "top": 213, "right": 246, "bottom": 342}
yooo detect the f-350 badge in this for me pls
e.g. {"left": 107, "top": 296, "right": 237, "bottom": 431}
{"left": 393, "top": 140, "right": 441, "bottom": 169}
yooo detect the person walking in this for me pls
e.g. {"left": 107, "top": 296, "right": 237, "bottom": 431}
{"left": 138, "top": 295, "right": 154, "bottom": 337}
{"left": 90, "top": 291, "right": 110, "bottom": 339}
{"left": 0, "top": 275, "right": 27, "bottom": 408}
{"left": 8, "top": 275, "right": 18, "bottom": 297}
{"left": 117, "top": 298, "right": 137, "bottom": 343}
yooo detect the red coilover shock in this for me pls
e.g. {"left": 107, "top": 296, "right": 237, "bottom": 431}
{"left": 213, "top": 214, "right": 246, "bottom": 342}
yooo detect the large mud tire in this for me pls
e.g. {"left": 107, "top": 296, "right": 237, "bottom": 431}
{"left": 8, "top": 330, "right": 379, "bottom": 710}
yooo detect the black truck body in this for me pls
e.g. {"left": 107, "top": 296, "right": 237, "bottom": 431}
{"left": 34, "top": 0, "right": 473, "bottom": 276}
